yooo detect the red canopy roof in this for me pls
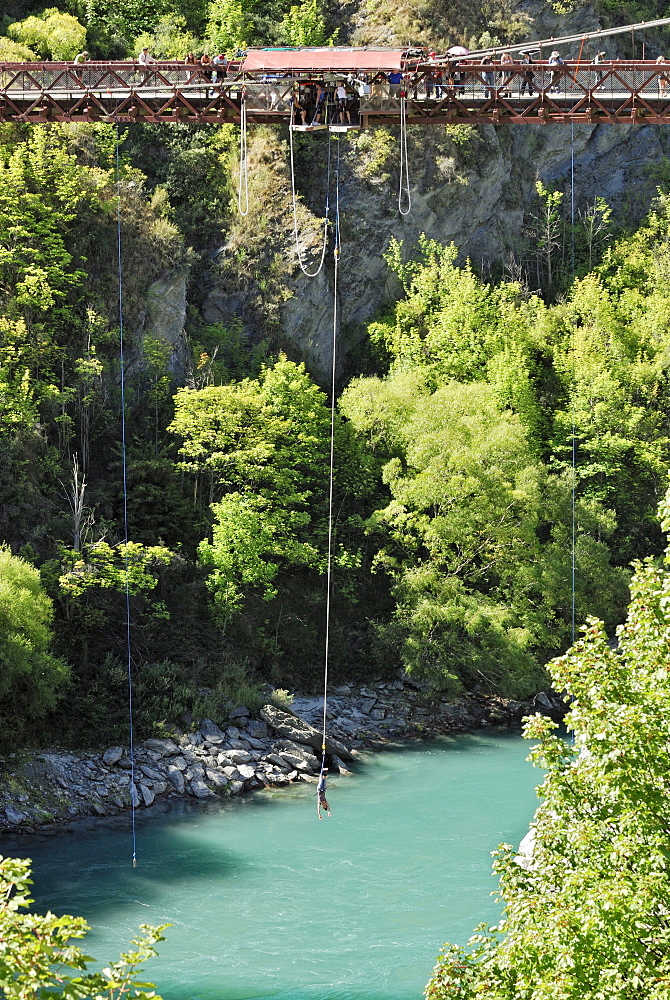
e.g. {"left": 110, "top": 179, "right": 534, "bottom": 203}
{"left": 241, "top": 47, "right": 405, "bottom": 73}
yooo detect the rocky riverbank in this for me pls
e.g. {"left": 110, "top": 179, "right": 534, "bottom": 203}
{"left": 0, "top": 680, "right": 564, "bottom": 833}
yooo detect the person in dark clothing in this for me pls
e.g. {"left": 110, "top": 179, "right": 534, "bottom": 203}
{"left": 317, "top": 769, "right": 331, "bottom": 819}
{"left": 519, "top": 51, "right": 535, "bottom": 96}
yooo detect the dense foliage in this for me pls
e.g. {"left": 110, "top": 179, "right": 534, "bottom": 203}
{"left": 0, "top": 854, "right": 165, "bottom": 1000}
{"left": 425, "top": 482, "right": 670, "bottom": 1000}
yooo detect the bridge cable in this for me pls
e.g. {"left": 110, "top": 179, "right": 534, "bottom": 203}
{"left": 317, "top": 137, "right": 342, "bottom": 818}
{"left": 398, "top": 94, "right": 411, "bottom": 216}
{"left": 238, "top": 92, "right": 249, "bottom": 216}
{"left": 115, "top": 127, "right": 138, "bottom": 867}
{"left": 289, "top": 106, "right": 332, "bottom": 277}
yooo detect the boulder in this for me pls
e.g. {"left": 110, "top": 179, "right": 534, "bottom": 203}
{"left": 222, "top": 766, "right": 241, "bottom": 780}
{"left": 102, "top": 746, "right": 124, "bottom": 766}
{"left": 143, "top": 738, "right": 180, "bottom": 756}
{"left": 4, "top": 807, "right": 25, "bottom": 825}
{"left": 229, "top": 780, "right": 245, "bottom": 795}
{"left": 229, "top": 705, "right": 250, "bottom": 720}
{"left": 331, "top": 754, "right": 353, "bottom": 776}
{"left": 227, "top": 749, "right": 252, "bottom": 765}
{"left": 130, "top": 784, "right": 140, "bottom": 808}
{"left": 246, "top": 720, "right": 269, "bottom": 739}
{"left": 140, "top": 784, "right": 155, "bottom": 807}
{"left": 370, "top": 708, "right": 385, "bottom": 721}
{"left": 190, "top": 780, "right": 215, "bottom": 799}
{"left": 140, "top": 764, "right": 165, "bottom": 782}
{"left": 166, "top": 766, "right": 185, "bottom": 793}
{"left": 172, "top": 756, "right": 187, "bottom": 771}
{"left": 199, "top": 718, "right": 226, "bottom": 742}
{"left": 260, "top": 704, "right": 353, "bottom": 760}
{"left": 237, "top": 764, "right": 256, "bottom": 780}
{"left": 206, "top": 770, "right": 229, "bottom": 789}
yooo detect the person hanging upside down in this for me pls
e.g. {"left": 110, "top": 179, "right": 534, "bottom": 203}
{"left": 317, "top": 769, "right": 331, "bottom": 819}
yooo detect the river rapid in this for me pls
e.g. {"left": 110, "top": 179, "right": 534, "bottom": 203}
{"left": 5, "top": 733, "right": 539, "bottom": 1000}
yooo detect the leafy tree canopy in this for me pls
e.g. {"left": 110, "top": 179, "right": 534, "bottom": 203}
{"left": 426, "top": 478, "right": 670, "bottom": 1000}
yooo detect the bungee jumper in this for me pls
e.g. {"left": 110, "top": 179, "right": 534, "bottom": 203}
{"left": 317, "top": 760, "right": 331, "bottom": 819}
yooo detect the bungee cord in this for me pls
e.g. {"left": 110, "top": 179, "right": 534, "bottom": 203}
{"left": 570, "top": 121, "right": 576, "bottom": 649}
{"left": 317, "top": 137, "right": 341, "bottom": 820}
{"left": 115, "top": 126, "right": 138, "bottom": 867}
{"left": 289, "top": 105, "right": 332, "bottom": 277}
{"left": 398, "top": 95, "right": 411, "bottom": 216}
{"left": 238, "top": 93, "right": 249, "bottom": 217}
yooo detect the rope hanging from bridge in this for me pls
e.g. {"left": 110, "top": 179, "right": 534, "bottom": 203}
{"left": 238, "top": 93, "right": 249, "bottom": 216}
{"left": 115, "top": 126, "right": 138, "bottom": 867}
{"left": 289, "top": 106, "right": 332, "bottom": 276}
{"left": 398, "top": 95, "right": 411, "bottom": 216}
{"left": 317, "top": 136, "right": 342, "bottom": 820}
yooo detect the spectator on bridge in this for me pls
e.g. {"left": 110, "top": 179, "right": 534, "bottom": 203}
{"left": 593, "top": 50, "right": 606, "bottom": 89}
{"left": 519, "top": 51, "right": 535, "bottom": 96}
{"left": 656, "top": 55, "right": 669, "bottom": 96}
{"left": 213, "top": 53, "right": 228, "bottom": 83}
{"left": 482, "top": 55, "right": 495, "bottom": 98}
{"left": 336, "top": 82, "right": 351, "bottom": 123}
{"left": 138, "top": 47, "right": 156, "bottom": 66}
{"left": 73, "top": 50, "right": 89, "bottom": 83}
{"left": 388, "top": 70, "right": 403, "bottom": 97}
{"left": 292, "top": 88, "right": 308, "bottom": 124}
{"left": 548, "top": 50, "right": 563, "bottom": 93}
{"left": 500, "top": 51, "right": 514, "bottom": 97}
{"left": 184, "top": 52, "right": 197, "bottom": 64}
{"left": 311, "top": 83, "right": 327, "bottom": 123}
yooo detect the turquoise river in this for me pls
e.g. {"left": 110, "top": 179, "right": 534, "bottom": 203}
{"left": 5, "top": 732, "right": 540, "bottom": 1000}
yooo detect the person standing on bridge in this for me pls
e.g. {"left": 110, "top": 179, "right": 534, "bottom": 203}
{"left": 73, "top": 50, "right": 89, "bottom": 85}
{"left": 656, "top": 55, "right": 669, "bottom": 96}
{"left": 519, "top": 51, "right": 535, "bottom": 96}
{"left": 548, "top": 50, "right": 563, "bottom": 93}
{"left": 593, "top": 50, "right": 606, "bottom": 89}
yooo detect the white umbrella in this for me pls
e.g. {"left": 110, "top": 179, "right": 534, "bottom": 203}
{"left": 447, "top": 45, "right": 470, "bottom": 56}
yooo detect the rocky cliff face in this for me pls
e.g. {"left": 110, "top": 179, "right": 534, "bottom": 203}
{"left": 184, "top": 3, "right": 670, "bottom": 380}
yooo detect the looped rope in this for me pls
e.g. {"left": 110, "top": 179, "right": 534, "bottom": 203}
{"left": 398, "top": 95, "right": 411, "bottom": 216}
{"left": 289, "top": 104, "right": 331, "bottom": 277}
{"left": 238, "top": 94, "right": 249, "bottom": 217}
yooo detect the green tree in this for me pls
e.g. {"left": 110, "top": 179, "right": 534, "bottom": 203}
{"left": 426, "top": 481, "right": 670, "bottom": 1000}
{"left": 205, "top": 0, "right": 251, "bottom": 53}
{"left": 278, "top": 0, "right": 334, "bottom": 46}
{"left": 0, "top": 854, "right": 165, "bottom": 1000}
{"left": 0, "top": 548, "right": 69, "bottom": 738}
{"left": 7, "top": 9, "right": 87, "bottom": 60}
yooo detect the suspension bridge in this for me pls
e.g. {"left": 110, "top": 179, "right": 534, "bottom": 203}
{"left": 2, "top": 14, "right": 670, "bottom": 127}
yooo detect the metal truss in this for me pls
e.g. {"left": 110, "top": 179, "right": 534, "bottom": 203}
{"left": 2, "top": 60, "right": 670, "bottom": 125}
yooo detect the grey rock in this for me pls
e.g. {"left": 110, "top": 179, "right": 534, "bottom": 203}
{"left": 534, "top": 691, "right": 554, "bottom": 711}
{"left": 217, "top": 754, "right": 233, "bottom": 767}
{"left": 260, "top": 704, "right": 354, "bottom": 760}
{"left": 237, "top": 764, "right": 256, "bottom": 780}
{"left": 140, "top": 784, "right": 155, "bottom": 807}
{"left": 172, "top": 756, "right": 188, "bottom": 771}
{"left": 225, "top": 726, "right": 241, "bottom": 739}
{"left": 92, "top": 801, "right": 108, "bottom": 816}
{"left": 190, "top": 780, "right": 215, "bottom": 799}
{"left": 5, "top": 807, "right": 25, "bottom": 825}
{"left": 246, "top": 720, "right": 269, "bottom": 739}
{"left": 152, "top": 781, "right": 168, "bottom": 796}
{"left": 229, "top": 780, "right": 245, "bottom": 795}
{"left": 102, "top": 746, "right": 124, "bottom": 766}
{"left": 331, "top": 754, "right": 353, "bottom": 776}
{"left": 222, "top": 766, "right": 241, "bottom": 780}
{"left": 199, "top": 718, "right": 226, "bottom": 742}
{"left": 370, "top": 708, "right": 385, "bottom": 721}
{"left": 130, "top": 784, "right": 140, "bottom": 808}
{"left": 265, "top": 753, "right": 292, "bottom": 773}
{"left": 242, "top": 735, "right": 268, "bottom": 750}
{"left": 187, "top": 731, "right": 204, "bottom": 746}
{"left": 229, "top": 705, "right": 250, "bottom": 720}
{"left": 279, "top": 752, "right": 312, "bottom": 771}
{"left": 205, "top": 769, "right": 229, "bottom": 789}
{"left": 167, "top": 766, "right": 185, "bottom": 793}
{"left": 140, "top": 764, "right": 165, "bottom": 782}
{"left": 143, "top": 738, "right": 180, "bottom": 756}
{"left": 227, "top": 749, "right": 252, "bottom": 765}
{"left": 359, "top": 697, "right": 377, "bottom": 713}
